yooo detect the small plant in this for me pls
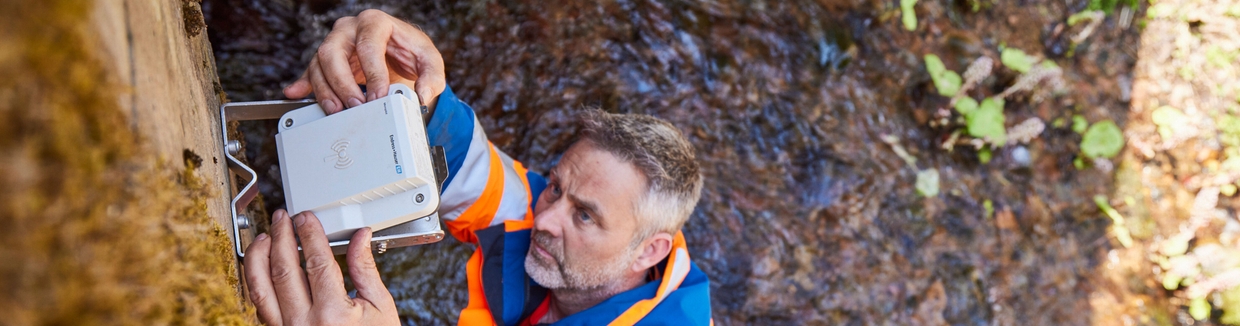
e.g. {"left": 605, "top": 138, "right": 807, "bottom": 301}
{"left": 881, "top": 134, "right": 940, "bottom": 198}
{"left": 924, "top": 54, "right": 961, "bottom": 97}
{"left": 922, "top": 48, "right": 1066, "bottom": 162}
{"left": 966, "top": 97, "right": 1007, "bottom": 146}
{"left": 1081, "top": 120, "right": 1124, "bottom": 159}
{"left": 1095, "top": 195, "right": 1133, "bottom": 248}
{"left": 901, "top": 0, "right": 918, "bottom": 31}
{"left": 1000, "top": 48, "right": 1036, "bottom": 73}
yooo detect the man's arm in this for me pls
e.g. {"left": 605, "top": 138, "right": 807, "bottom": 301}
{"left": 280, "top": 8, "right": 543, "bottom": 243}
{"left": 426, "top": 85, "right": 547, "bottom": 243}
{"left": 245, "top": 9, "right": 546, "bottom": 325}
{"left": 245, "top": 10, "right": 447, "bottom": 326}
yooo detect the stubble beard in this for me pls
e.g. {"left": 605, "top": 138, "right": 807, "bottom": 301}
{"left": 524, "top": 230, "right": 638, "bottom": 291}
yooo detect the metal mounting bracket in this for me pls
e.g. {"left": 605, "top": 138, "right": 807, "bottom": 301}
{"left": 220, "top": 95, "right": 446, "bottom": 258}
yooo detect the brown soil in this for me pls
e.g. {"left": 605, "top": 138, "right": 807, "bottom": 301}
{"left": 0, "top": 0, "right": 252, "bottom": 324}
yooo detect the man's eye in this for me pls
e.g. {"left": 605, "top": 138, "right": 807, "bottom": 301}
{"left": 578, "top": 211, "right": 593, "bottom": 224}
{"left": 551, "top": 184, "right": 561, "bottom": 196}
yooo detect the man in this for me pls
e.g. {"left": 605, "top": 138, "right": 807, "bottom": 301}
{"left": 241, "top": 9, "right": 712, "bottom": 326}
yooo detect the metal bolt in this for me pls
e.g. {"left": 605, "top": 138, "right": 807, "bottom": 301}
{"left": 284, "top": 118, "right": 294, "bottom": 127}
{"left": 414, "top": 193, "right": 425, "bottom": 203}
{"left": 225, "top": 140, "right": 242, "bottom": 156}
{"left": 237, "top": 214, "right": 252, "bottom": 229}
{"left": 375, "top": 241, "right": 388, "bottom": 254}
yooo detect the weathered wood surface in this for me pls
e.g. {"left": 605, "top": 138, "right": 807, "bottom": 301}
{"left": 89, "top": 0, "right": 234, "bottom": 234}
{"left": 0, "top": 0, "right": 252, "bottom": 322}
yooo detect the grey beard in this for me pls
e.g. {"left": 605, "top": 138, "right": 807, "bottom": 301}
{"left": 524, "top": 230, "right": 640, "bottom": 291}
{"left": 525, "top": 247, "right": 567, "bottom": 289}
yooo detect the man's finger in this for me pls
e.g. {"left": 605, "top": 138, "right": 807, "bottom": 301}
{"left": 355, "top": 10, "right": 394, "bottom": 102}
{"left": 346, "top": 227, "right": 394, "bottom": 307}
{"left": 243, "top": 233, "right": 283, "bottom": 326}
{"left": 317, "top": 34, "right": 366, "bottom": 109}
{"left": 292, "top": 212, "right": 350, "bottom": 306}
{"left": 283, "top": 69, "right": 312, "bottom": 99}
{"left": 308, "top": 61, "right": 342, "bottom": 114}
{"left": 411, "top": 54, "right": 446, "bottom": 111}
{"left": 268, "top": 209, "right": 312, "bottom": 321}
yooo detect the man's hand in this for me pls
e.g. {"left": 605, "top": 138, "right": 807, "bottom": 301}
{"left": 243, "top": 210, "right": 400, "bottom": 326}
{"left": 284, "top": 9, "right": 446, "bottom": 114}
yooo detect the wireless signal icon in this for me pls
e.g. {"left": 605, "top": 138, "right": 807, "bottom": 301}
{"left": 325, "top": 139, "right": 354, "bottom": 169}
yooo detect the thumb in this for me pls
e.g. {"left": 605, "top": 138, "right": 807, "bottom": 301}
{"left": 284, "top": 77, "right": 312, "bottom": 99}
{"left": 346, "top": 228, "right": 394, "bottom": 306}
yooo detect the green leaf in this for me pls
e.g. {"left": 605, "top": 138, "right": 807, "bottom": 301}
{"left": 1040, "top": 60, "right": 1060, "bottom": 70}
{"left": 1163, "top": 273, "right": 1183, "bottom": 290}
{"left": 1087, "top": 0, "right": 1102, "bottom": 10}
{"left": 901, "top": 0, "right": 918, "bottom": 31}
{"left": 1152, "top": 106, "right": 1188, "bottom": 141}
{"left": 1225, "top": 157, "right": 1240, "bottom": 173}
{"left": 915, "top": 168, "right": 940, "bottom": 197}
{"left": 1001, "top": 48, "right": 1037, "bottom": 73}
{"left": 1149, "top": 3, "right": 1176, "bottom": 19}
{"left": 1081, "top": 120, "right": 1124, "bottom": 159}
{"left": 954, "top": 97, "right": 979, "bottom": 115}
{"left": 1072, "top": 115, "right": 1089, "bottom": 133}
{"left": 1189, "top": 297, "right": 1211, "bottom": 321}
{"left": 1067, "top": 10, "right": 1101, "bottom": 26}
{"left": 1088, "top": 0, "right": 1118, "bottom": 14}
{"left": 1162, "top": 236, "right": 1190, "bottom": 256}
{"left": 983, "top": 199, "right": 994, "bottom": 218}
{"left": 925, "top": 54, "right": 962, "bottom": 96}
{"left": 978, "top": 147, "right": 992, "bottom": 163}
{"left": 1219, "top": 114, "right": 1240, "bottom": 132}
{"left": 1074, "top": 157, "right": 1085, "bottom": 170}
{"left": 1095, "top": 195, "right": 1133, "bottom": 248}
{"left": 1222, "top": 287, "right": 1240, "bottom": 324}
{"left": 966, "top": 98, "right": 1007, "bottom": 146}
{"left": 1206, "top": 45, "right": 1238, "bottom": 69}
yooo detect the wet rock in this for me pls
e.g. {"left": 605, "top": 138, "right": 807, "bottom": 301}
{"left": 1011, "top": 146, "right": 1032, "bottom": 167}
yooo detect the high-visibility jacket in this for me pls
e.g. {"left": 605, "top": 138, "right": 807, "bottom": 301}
{"left": 427, "top": 85, "right": 713, "bottom": 326}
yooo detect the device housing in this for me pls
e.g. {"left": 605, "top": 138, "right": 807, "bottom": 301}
{"left": 274, "top": 88, "right": 441, "bottom": 241}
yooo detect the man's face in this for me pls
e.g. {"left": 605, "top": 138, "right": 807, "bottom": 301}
{"left": 525, "top": 140, "right": 646, "bottom": 290}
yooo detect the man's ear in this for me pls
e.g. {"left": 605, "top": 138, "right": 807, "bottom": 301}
{"left": 632, "top": 232, "right": 673, "bottom": 273}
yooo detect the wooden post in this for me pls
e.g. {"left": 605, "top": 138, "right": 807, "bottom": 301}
{"left": 90, "top": 0, "right": 234, "bottom": 233}
{"left": 0, "top": 0, "right": 252, "bottom": 323}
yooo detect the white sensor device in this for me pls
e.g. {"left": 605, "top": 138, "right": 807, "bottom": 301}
{"left": 275, "top": 85, "right": 440, "bottom": 241}
{"left": 221, "top": 84, "right": 446, "bottom": 257}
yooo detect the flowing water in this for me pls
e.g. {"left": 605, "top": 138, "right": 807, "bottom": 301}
{"left": 205, "top": 0, "right": 1142, "bottom": 324}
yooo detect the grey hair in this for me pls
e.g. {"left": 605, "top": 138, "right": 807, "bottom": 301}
{"left": 574, "top": 109, "right": 703, "bottom": 244}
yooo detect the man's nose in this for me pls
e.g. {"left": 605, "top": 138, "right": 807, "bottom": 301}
{"left": 532, "top": 202, "right": 569, "bottom": 238}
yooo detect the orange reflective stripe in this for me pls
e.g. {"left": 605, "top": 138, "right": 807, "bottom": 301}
{"left": 445, "top": 143, "right": 505, "bottom": 244}
{"left": 504, "top": 219, "right": 535, "bottom": 232}
{"left": 607, "top": 232, "right": 692, "bottom": 326}
{"left": 511, "top": 160, "right": 536, "bottom": 222}
{"left": 458, "top": 249, "right": 497, "bottom": 326}
{"left": 519, "top": 296, "right": 552, "bottom": 326}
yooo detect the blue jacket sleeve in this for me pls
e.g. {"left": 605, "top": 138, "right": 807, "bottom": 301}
{"left": 425, "top": 85, "right": 544, "bottom": 243}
